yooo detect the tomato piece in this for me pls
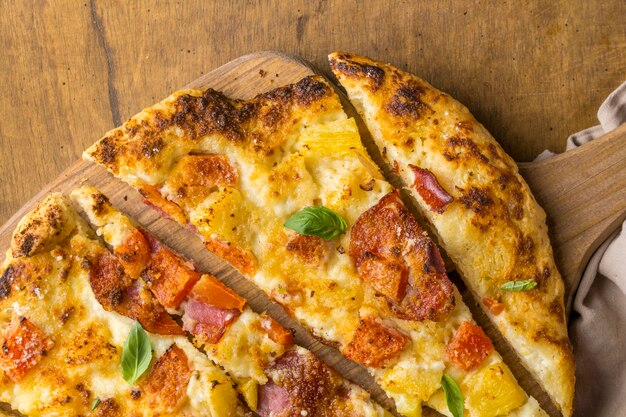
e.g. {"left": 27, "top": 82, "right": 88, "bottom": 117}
{"left": 409, "top": 165, "right": 453, "bottom": 213}
{"left": 124, "top": 284, "right": 184, "bottom": 336}
{"left": 142, "top": 344, "right": 191, "bottom": 411}
{"left": 343, "top": 317, "right": 409, "bottom": 368}
{"left": 137, "top": 184, "right": 188, "bottom": 224}
{"left": 446, "top": 321, "right": 494, "bottom": 371}
{"left": 114, "top": 228, "right": 151, "bottom": 278}
{"left": 204, "top": 239, "right": 257, "bottom": 276}
{"left": 188, "top": 274, "right": 246, "bottom": 311}
{"left": 142, "top": 247, "right": 201, "bottom": 308}
{"left": 483, "top": 297, "right": 505, "bottom": 315}
{"left": 260, "top": 314, "right": 293, "bottom": 346}
{"left": 0, "top": 317, "right": 54, "bottom": 382}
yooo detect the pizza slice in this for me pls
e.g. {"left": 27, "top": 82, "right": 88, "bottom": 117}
{"left": 0, "top": 193, "right": 242, "bottom": 417}
{"left": 84, "top": 76, "right": 549, "bottom": 416}
{"left": 72, "top": 185, "right": 387, "bottom": 417}
{"left": 329, "top": 52, "right": 575, "bottom": 417}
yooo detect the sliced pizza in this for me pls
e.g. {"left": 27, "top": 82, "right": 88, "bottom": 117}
{"left": 72, "top": 185, "right": 388, "bottom": 417}
{"left": 84, "top": 76, "right": 549, "bottom": 417}
{"left": 0, "top": 194, "right": 242, "bottom": 417}
{"left": 329, "top": 52, "right": 575, "bottom": 417}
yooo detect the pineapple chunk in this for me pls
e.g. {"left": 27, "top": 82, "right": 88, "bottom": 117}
{"left": 381, "top": 358, "right": 444, "bottom": 404}
{"left": 207, "top": 377, "right": 241, "bottom": 417}
{"left": 387, "top": 390, "right": 422, "bottom": 417}
{"left": 463, "top": 363, "right": 526, "bottom": 417}
{"left": 239, "top": 378, "right": 258, "bottom": 411}
{"left": 298, "top": 117, "right": 366, "bottom": 156}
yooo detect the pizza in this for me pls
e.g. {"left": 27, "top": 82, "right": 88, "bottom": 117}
{"left": 71, "top": 185, "right": 387, "bottom": 417}
{"left": 84, "top": 75, "right": 549, "bottom": 416}
{"left": 0, "top": 194, "right": 242, "bottom": 416}
{"left": 329, "top": 52, "right": 575, "bottom": 417}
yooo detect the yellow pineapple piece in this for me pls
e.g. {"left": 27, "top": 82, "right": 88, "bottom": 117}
{"left": 463, "top": 363, "right": 526, "bottom": 417}
{"left": 298, "top": 117, "right": 366, "bottom": 155}
{"left": 239, "top": 378, "right": 258, "bottom": 411}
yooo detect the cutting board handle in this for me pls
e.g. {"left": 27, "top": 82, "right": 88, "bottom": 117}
{"left": 519, "top": 123, "right": 626, "bottom": 313}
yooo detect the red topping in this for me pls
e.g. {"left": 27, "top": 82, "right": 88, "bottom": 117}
{"left": 260, "top": 314, "right": 294, "bottom": 347}
{"left": 182, "top": 299, "right": 240, "bottom": 344}
{"left": 187, "top": 274, "right": 246, "bottom": 311}
{"left": 142, "top": 246, "right": 201, "bottom": 308}
{"left": 114, "top": 229, "right": 151, "bottom": 279}
{"left": 446, "top": 321, "right": 494, "bottom": 371}
{"left": 90, "top": 251, "right": 134, "bottom": 310}
{"left": 262, "top": 351, "right": 334, "bottom": 416}
{"left": 137, "top": 184, "right": 188, "bottom": 224}
{"left": 257, "top": 382, "right": 290, "bottom": 417}
{"left": 483, "top": 297, "right": 505, "bottom": 315}
{"left": 0, "top": 317, "right": 54, "bottom": 382}
{"left": 142, "top": 344, "right": 191, "bottom": 411}
{"left": 90, "top": 252, "right": 182, "bottom": 335}
{"left": 124, "top": 283, "right": 184, "bottom": 336}
{"left": 203, "top": 239, "right": 257, "bottom": 276}
{"left": 350, "top": 190, "right": 455, "bottom": 321}
{"left": 343, "top": 317, "right": 409, "bottom": 367}
{"left": 409, "top": 165, "right": 453, "bottom": 213}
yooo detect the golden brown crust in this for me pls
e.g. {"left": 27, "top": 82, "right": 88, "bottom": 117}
{"left": 331, "top": 51, "right": 574, "bottom": 416}
{"left": 11, "top": 194, "right": 76, "bottom": 258}
{"left": 85, "top": 76, "right": 340, "bottom": 178}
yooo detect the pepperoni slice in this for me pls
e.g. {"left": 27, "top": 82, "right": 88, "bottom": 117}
{"left": 0, "top": 317, "right": 54, "bottom": 382}
{"left": 343, "top": 317, "right": 409, "bottom": 368}
{"left": 90, "top": 251, "right": 134, "bottom": 310}
{"left": 409, "top": 165, "right": 453, "bottom": 213}
{"left": 90, "top": 252, "right": 182, "bottom": 336}
{"left": 446, "top": 321, "right": 494, "bottom": 371}
{"left": 350, "top": 190, "right": 455, "bottom": 321}
{"left": 114, "top": 228, "right": 151, "bottom": 279}
{"left": 285, "top": 234, "right": 326, "bottom": 267}
{"left": 142, "top": 344, "right": 191, "bottom": 412}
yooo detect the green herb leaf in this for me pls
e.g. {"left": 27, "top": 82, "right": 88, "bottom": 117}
{"left": 500, "top": 279, "right": 537, "bottom": 292}
{"left": 121, "top": 321, "right": 152, "bottom": 385}
{"left": 284, "top": 206, "right": 347, "bottom": 240}
{"left": 90, "top": 398, "right": 101, "bottom": 410}
{"left": 441, "top": 374, "right": 464, "bottom": 417}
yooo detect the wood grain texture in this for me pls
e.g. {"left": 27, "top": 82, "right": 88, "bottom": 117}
{"left": 1, "top": 0, "right": 625, "bottom": 223}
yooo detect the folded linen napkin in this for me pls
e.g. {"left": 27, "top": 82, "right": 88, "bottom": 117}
{"left": 539, "top": 81, "right": 626, "bottom": 417}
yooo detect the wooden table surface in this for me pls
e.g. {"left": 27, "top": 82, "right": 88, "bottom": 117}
{"left": 0, "top": 0, "right": 624, "bottom": 224}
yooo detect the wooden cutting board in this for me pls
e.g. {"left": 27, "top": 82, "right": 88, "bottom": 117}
{"left": 1, "top": 51, "right": 624, "bottom": 417}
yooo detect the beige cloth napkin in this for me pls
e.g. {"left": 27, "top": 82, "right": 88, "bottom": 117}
{"left": 539, "top": 81, "right": 626, "bottom": 417}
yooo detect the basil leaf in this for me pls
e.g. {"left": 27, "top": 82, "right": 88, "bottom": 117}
{"left": 500, "top": 279, "right": 537, "bottom": 292}
{"left": 121, "top": 321, "right": 152, "bottom": 385}
{"left": 91, "top": 398, "right": 101, "bottom": 410}
{"left": 284, "top": 206, "right": 347, "bottom": 240}
{"left": 441, "top": 374, "right": 464, "bottom": 417}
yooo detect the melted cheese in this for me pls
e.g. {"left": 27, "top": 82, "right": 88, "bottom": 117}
{"left": 0, "top": 196, "right": 243, "bottom": 417}
{"left": 330, "top": 52, "right": 573, "bottom": 417}
{"left": 72, "top": 185, "right": 386, "bottom": 416}
{"left": 84, "top": 77, "right": 547, "bottom": 416}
